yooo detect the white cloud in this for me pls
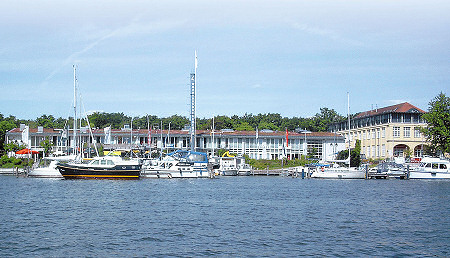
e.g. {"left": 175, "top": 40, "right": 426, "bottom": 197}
{"left": 292, "top": 23, "right": 364, "bottom": 47}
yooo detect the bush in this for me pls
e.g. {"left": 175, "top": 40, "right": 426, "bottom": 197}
{"left": 0, "top": 155, "right": 34, "bottom": 168}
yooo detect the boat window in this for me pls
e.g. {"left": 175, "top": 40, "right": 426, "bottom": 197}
{"left": 425, "top": 163, "right": 431, "bottom": 168}
{"left": 101, "top": 160, "right": 107, "bottom": 165}
{"left": 107, "top": 160, "right": 114, "bottom": 166}
{"left": 92, "top": 160, "right": 100, "bottom": 165}
{"left": 439, "top": 164, "right": 447, "bottom": 169}
{"left": 188, "top": 153, "right": 207, "bottom": 162}
{"left": 432, "top": 163, "right": 438, "bottom": 169}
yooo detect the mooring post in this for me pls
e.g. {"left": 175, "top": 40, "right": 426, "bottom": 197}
{"left": 301, "top": 168, "right": 305, "bottom": 179}
{"left": 365, "top": 164, "right": 369, "bottom": 179}
{"left": 406, "top": 164, "right": 410, "bottom": 180}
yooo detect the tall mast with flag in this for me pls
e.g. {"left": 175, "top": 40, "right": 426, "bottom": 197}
{"left": 190, "top": 51, "right": 197, "bottom": 151}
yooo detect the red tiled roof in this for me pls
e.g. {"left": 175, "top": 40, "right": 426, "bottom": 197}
{"left": 8, "top": 127, "right": 340, "bottom": 138}
{"left": 354, "top": 102, "right": 425, "bottom": 119}
{"left": 8, "top": 128, "right": 61, "bottom": 134}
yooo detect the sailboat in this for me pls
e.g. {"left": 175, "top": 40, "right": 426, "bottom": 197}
{"left": 56, "top": 66, "right": 141, "bottom": 180}
{"left": 310, "top": 93, "right": 366, "bottom": 179}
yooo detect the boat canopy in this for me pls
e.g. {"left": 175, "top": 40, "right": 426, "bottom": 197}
{"left": 167, "top": 150, "right": 208, "bottom": 163}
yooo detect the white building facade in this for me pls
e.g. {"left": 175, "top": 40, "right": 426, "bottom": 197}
{"left": 7, "top": 126, "right": 345, "bottom": 161}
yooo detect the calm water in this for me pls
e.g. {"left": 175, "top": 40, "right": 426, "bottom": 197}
{"left": 0, "top": 176, "right": 448, "bottom": 257}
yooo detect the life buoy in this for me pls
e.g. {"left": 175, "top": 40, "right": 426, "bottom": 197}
{"left": 321, "top": 167, "right": 325, "bottom": 172}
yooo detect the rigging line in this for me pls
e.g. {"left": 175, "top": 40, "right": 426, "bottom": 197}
{"left": 79, "top": 92, "right": 100, "bottom": 158}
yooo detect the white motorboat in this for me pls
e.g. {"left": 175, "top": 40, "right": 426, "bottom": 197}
{"left": 218, "top": 157, "right": 239, "bottom": 176}
{"left": 28, "top": 156, "right": 77, "bottom": 178}
{"left": 409, "top": 157, "right": 450, "bottom": 179}
{"left": 141, "top": 150, "right": 210, "bottom": 178}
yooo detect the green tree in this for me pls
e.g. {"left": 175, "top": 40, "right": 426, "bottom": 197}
{"left": 258, "top": 121, "right": 278, "bottom": 131}
{"left": 421, "top": 92, "right": 450, "bottom": 154}
{"left": 4, "top": 141, "right": 27, "bottom": 153}
{"left": 40, "top": 137, "right": 53, "bottom": 156}
{"left": 0, "top": 119, "right": 17, "bottom": 152}
{"left": 336, "top": 140, "right": 361, "bottom": 167}
{"left": 235, "top": 122, "right": 254, "bottom": 131}
{"left": 36, "top": 114, "right": 56, "bottom": 128}
{"left": 312, "top": 107, "right": 345, "bottom": 132}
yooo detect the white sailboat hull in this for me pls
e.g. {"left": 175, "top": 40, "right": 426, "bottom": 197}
{"left": 311, "top": 168, "right": 366, "bottom": 179}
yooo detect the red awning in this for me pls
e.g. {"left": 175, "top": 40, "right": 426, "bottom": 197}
{"left": 15, "top": 148, "right": 39, "bottom": 155}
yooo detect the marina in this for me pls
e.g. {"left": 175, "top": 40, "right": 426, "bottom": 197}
{"left": 1, "top": 1, "right": 448, "bottom": 257}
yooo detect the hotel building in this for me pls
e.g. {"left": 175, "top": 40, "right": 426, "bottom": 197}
{"left": 329, "top": 102, "right": 427, "bottom": 160}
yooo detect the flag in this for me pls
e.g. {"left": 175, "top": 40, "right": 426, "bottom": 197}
{"left": 104, "top": 126, "right": 111, "bottom": 144}
{"left": 61, "top": 128, "right": 67, "bottom": 139}
{"left": 148, "top": 129, "right": 152, "bottom": 145}
{"left": 286, "top": 128, "right": 289, "bottom": 147}
{"left": 21, "top": 126, "right": 29, "bottom": 148}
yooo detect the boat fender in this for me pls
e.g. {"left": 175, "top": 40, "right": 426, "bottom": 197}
{"left": 321, "top": 167, "right": 325, "bottom": 172}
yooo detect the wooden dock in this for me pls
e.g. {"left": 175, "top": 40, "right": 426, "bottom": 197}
{"left": 0, "top": 167, "right": 28, "bottom": 177}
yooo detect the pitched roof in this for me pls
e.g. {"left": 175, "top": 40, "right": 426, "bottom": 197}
{"left": 354, "top": 102, "right": 425, "bottom": 119}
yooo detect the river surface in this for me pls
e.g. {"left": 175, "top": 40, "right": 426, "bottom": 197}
{"left": 0, "top": 176, "right": 448, "bottom": 257}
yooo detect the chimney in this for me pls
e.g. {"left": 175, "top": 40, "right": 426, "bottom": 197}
{"left": 20, "top": 124, "right": 26, "bottom": 131}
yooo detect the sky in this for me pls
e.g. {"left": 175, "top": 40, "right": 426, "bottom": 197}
{"left": 1, "top": 0, "right": 449, "bottom": 120}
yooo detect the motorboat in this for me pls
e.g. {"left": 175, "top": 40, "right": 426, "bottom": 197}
{"left": 28, "top": 155, "right": 77, "bottom": 178}
{"left": 56, "top": 155, "right": 141, "bottom": 180}
{"left": 409, "top": 157, "right": 450, "bottom": 179}
{"left": 367, "top": 162, "right": 407, "bottom": 179}
{"left": 141, "top": 150, "right": 210, "bottom": 178}
{"left": 218, "top": 156, "right": 239, "bottom": 176}
{"left": 238, "top": 163, "right": 253, "bottom": 176}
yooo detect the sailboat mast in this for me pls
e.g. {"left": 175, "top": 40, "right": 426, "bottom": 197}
{"left": 73, "top": 65, "right": 77, "bottom": 156}
{"left": 347, "top": 92, "right": 350, "bottom": 169}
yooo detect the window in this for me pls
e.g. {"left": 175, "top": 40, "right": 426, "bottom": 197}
{"left": 393, "top": 127, "right": 400, "bottom": 138}
{"left": 372, "top": 145, "right": 376, "bottom": 157}
{"left": 382, "top": 128, "right": 386, "bottom": 138}
{"left": 363, "top": 131, "right": 366, "bottom": 140}
{"left": 377, "top": 129, "right": 380, "bottom": 139}
{"left": 404, "top": 127, "right": 410, "bottom": 138}
{"left": 414, "top": 127, "right": 421, "bottom": 138}
{"left": 381, "top": 144, "right": 386, "bottom": 156}
{"left": 372, "top": 129, "right": 376, "bottom": 139}
{"left": 440, "top": 164, "right": 447, "bottom": 170}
